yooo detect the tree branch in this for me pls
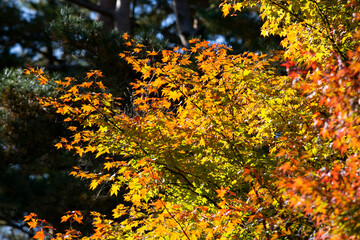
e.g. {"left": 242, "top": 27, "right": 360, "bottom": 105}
{"left": 64, "top": 0, "right": 115, "bottom": 18}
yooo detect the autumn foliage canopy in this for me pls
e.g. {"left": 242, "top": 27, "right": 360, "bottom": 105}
{"left": 24, "top": 0, "right": 360, "bottom": 239}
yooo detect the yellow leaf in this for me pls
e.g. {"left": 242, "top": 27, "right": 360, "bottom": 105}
{"left": 168, "top": 90, "right": 182, "bottom": 101}
{"left": 57, "top": 105, "right": 72, "bottom": 115}
{"left": 221, "top": 3, "right": 231, "bottom": 17}
{"left": 132, "top": 194, "right": 142, "bottom": 206}
{"left": 99, "top": 126, "right": 108, "bottom": 133}
{"left": 199, "top": 137, "right": 206, "bottom": 147}
{"left": 110, "top": 184, "right": 121, "bottom": 196}
{"left": 90, "top": 180, "right": 99, "bottom": 190}
{"left": 233, "top": 3, "right": 242, "bottom": 12}
{"left": 82, "top": 104, "right": 94, "bottom": 113}
{"left": 85, "top": 145, "right": 97, "bottom": 153}
{"left": 27, "top": 220, "right": 38, "bottom": 229}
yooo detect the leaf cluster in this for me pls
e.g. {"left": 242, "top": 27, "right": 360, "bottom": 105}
{"left": 23, "top": 0, "right": 360, "bottom": 239}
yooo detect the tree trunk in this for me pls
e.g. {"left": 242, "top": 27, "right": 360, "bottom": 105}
{"left": 115, "top": 0, "right": 131, "bottom": 33}
{"left": 172, "top": 0, "right": 194, "bottom": 47}
{"left": 99, "top": 0, "right": 116, "bottom": 30}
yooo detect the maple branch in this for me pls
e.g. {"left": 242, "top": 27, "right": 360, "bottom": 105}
{"left": 267, "top": 0, "right": 347, "bottom": 61}
{"left": 152, "top": 124, "right": 222, "bottom": 198}
{"left": 158, "top": 198, "right": 191, "bottom": 240}
{"left": 151, "top": 67, "right": 246, "bottom": 168}
{"left": 85, "top": 92, "right": 222, "bottom": 207}
{"left": 158, "top": 162, "right": 220, "bottom": 207}
{"left": 171, "top": 78, "right": 246, "bottom": 167}
{"left": 82, "top": 97, "right": 149, "bottom": 156}
{"left": 309, "top": 0, "right": 347, "bottom": 61}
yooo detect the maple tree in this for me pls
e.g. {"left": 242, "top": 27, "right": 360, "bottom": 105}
{"left": 24, "top": 0, "right": 360, "bottom": 239}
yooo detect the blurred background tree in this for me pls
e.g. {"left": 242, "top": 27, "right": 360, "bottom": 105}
{"left": 0, "top": 0, "right": 281, "bottom": 238}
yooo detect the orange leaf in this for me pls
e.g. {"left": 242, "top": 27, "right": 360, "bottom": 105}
{"left": 37, "top": 75, "right": 48, "bottom": 85}
{"left": 61, "top": 215, "right": 71, "bottom": 223}
{"left": 122, "top": 32, "right": 130, "bottom": 40}
{"left": 85, "top": 145, "right": 97, "bottom": 153}
{"left": 216, "top": 187, "right": 227, "bottom": 198}
{"left": 27, "top": 220, "right": 38, "bottom": 229}
{"left": 54, "top": 142, "right": 63, "bottom": 149}
{"left": 81, "top": 104, "right": 94, "bottom": 113}
{"left": 147, "top": 49, "right": 158, "bottom": 56}
{"left": 73, "top": 213, "right": 83, "bottom": 224}
{"left": 33, "top": 229, "right": 45, "bottom": 240}
{"left": 24, "top": 213, "right": 37, "bottom": 222}
{"left": 96, "top": 81, "right": 106, "bottom": 90}
{"left": 74, "top": 146, "right": 85, "bottom": 157}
